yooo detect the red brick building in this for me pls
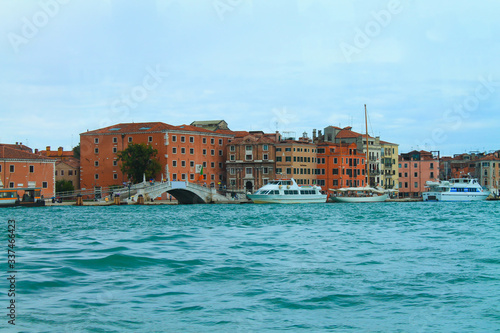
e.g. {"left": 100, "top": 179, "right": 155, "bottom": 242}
{"left": 79, "top": 122, "right": 233, "bottom": 192}
{"left": 39, "top": 146, "right": 80, "bottom": 190}
{"left": 316, "top": 142, "right": 366, "bottom": 191}
{"left": 0, "top": 143, "right": 56, "bottom": 197}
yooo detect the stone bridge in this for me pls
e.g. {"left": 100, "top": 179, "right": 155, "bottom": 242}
{"left": 114, "top": 181, "right": 230, "bottom": 204}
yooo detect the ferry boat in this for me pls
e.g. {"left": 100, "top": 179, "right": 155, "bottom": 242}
{"left": 247, "top": 179, "right": 327, "bottom": 204}
{"left": 329, "top": 187, "right": 388, "bottom": 203}
{"left": 422, "top": 178, "right": 490, "bottom": 202}
{"left": 0, "top": 187, "right": 46, "bottom": 207}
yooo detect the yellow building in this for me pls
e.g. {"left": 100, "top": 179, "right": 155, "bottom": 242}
{"left": 275, "top": 137, "right": 317, "bottom": 185}
{"left": 380, "top": 141, "right": 399, "bottom": 190}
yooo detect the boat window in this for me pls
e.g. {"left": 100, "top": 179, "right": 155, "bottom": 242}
{"left": 0, "top": 191, "right": 16, "bottom": 198}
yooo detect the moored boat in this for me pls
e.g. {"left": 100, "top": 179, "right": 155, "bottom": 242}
{"left": 0, "top": 187, "right": 46, "bottom": 207}
{"left": 422, "top": 178, "right": 490, "bottom": 202}
{"left": 247, "top": 178, "right": 327, "bottom": 204}
{"left": 329, "top": 187, "right": 388, "bottom": 203}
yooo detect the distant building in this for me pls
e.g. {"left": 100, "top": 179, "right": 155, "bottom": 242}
{"left": 225, "top": 131, "right": 280, "bottom": 194}
{"left": 190, "top": 120, "right": 229, "bottom": 132}
{"left": 0, "top": 143, "right": 56, "bottom": 197}
{"left": 79, "top": 122, "right": 233, "bottom": 194}
{"left": 38, "top": 146, "right": 80, "bottom": 190}
{"left": 474, "top": 152, "right": 500, "bottom": 194}
{"left": 398, "top": 150, "right": 439, "bottom": 198}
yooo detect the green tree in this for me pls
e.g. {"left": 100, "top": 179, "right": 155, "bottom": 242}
{"left": 72, "top": 143, "right": 80, "bottom": 159}
{"left": 117, "top": 143, "right": 161, "bottom": 183}
{"left": 56, "top": 180, "right": 75, "bottom": 193}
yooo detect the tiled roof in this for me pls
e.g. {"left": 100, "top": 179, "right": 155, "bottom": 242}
{"left": 334, "top": 127, "right": 374, "bottom": 139}
{"left": 39, "top": 150, "right": 74, "bottom": 158}
{"left": 215, "top": 129, "right": 250, "bottom": 137}
{"left": 0, "top": 143, "right": 32, "bottom": 153}
{"left": 56, "top": 157, "right": 80, "bottom": 169}
{"left": 230, "top": 134, "right": 277, "bottom": 145}
{"left": 380, "top": 140, "right": 398, "bottom": 145}
{"left": 0, "top": 145, "right": 55, "bottom": 161}
{"left": 81, "top": 122, "right": 178, "bottom": 135}
{"left": 176, "top": 124, "right": 217, "bottom": 133}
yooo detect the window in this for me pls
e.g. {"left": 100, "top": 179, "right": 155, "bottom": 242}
{"left": 211, "top": 174, "right": 215, "bottom": 180}
{"left": 172, "top": 174, "right": 177, "bottom": 181}
{"left": 9, "top": 182, "right": 14, "bottom": 188}
{"left": 286, "top": 168, "right": 292, "bottom": 175}
{"left": 246, "top": 145, "right": 252, "bottom": 151}
{"left": 61, "top": 170, "right": 64, "bottom": 176}
{"left": 94, "top": 138, "right": 99, "bottom": 144}
{"left": 113, "top": 174, "right": 118, "bottom": 179}
{"left": 405, "top": 182, "right": 408, "bottom": 188}
{"left": 190, "top": 148, "right": 194, "bottom": 155}
{"left": 246, "top": 167, "right": 252, "bottom": 175}
{"left": 181, "top": 136, "right": 185, "bottom": 143}
{"left": 430, "top": 163, "right": 434, "bottom": 169}
{"left": 42, "top": 181, "right": 48, "bottom": 188}
{"left": 190, "top": 161, "right": 195, "bottom": 167}
{"left": 276, "top": 148, "right": 282, "bottom": 152}
{"left": 113, "top": 137, "right": 118, "bottom": 143}
{"left": 276, "top": 168, "right": 282, "bottom": 174}
{"left": 181, "top": 161, "right": 186, "bottom": 167}
{"left": 55, "top": 170, "right": 58, "bottom": 176}
{"left": 285, "top": 156, "right": 291, "bottom": 162}
{"left": 263, "top": 167, "right": 269, "bottom": 174}
{"left": 95, "top": 161, "right": 99, "bottom": 167}
{"left": 246, "top": 154, "right": 252, "bottom": 160}
{"left": 230, "top": 154, "right": 235, "bottom": 161}
{"left": 95, "top": 174, "right": 99, "bottom": 180}
{"left": 181, "top": 173, "right": 186, "bottom": 180}
{"left": 430, "top": 172, "right": 434, "bottom": 179}
{"left": 29, "top": 165, "right": 34, "bottom": 173}
{"left": 211, "top": 138, "right": 215, "bottom": 145}
{"left": 211, "top": 162, "right": 215, "bottom": 168}
{"left": 68, "top": 170, "right": 73, "bottom": 176}
{"left": 414, "top": 163, "right": 418, "bottom": 168}
{"left": 0, "top": 165, "right": 1, "bottom": 172}
{"left": 203, "top": 137, "right": 207, "bottom": 144}
{"left": 190, "top": 174, "right": 195, "bottom": 180}
{"left": 334, "top": 158, "right": 338, "bottom": 164}
{"left": 219, "top": 139, "right": 223, "bottom": 145}
{"left": 203, "top": 149, "right": 207, "bottom": 155}
{"left": 181, "top": 147, "right": 186, "bottom": 154}
{"left": 263, "top": 144, "right": 269, "bottom": 151}
{"left": 230, "top": 145, "right": 235, "bottom": 151}
{"left": 113, "top": 147, "right": 117, "bottom": 153}
{"left": 148, "top": 136, "right": 153, "bottom": 142}
{"left": 414, "top": 172, "right": 418, "bottom": 177}
{"left": 172, "top": 160, "right": 177, "bottom": 167}
{"left": 113, "top": 160, "right": 118, "bottom": 166}
{"left": 172, "top": 147, "right": 177, "bottom": 154}
{"left": 276, "top": 156, "right": 282, "bottom": 162}
{"left": 230, "top": 168, "right": 235, "bottom": 175}
{"left": 94, "top": 148, "right": 99, "bottom": 154}
{"left": 128, "top": 137, "right": 132, "bottom": 142}
{"left": 219, "top": 150, "right": 223, "bottom": 156}
{"left": 189, "top": 136, "right": 194, "bottom": 143}
{"left": 203, "top": 162, "right": 207, "bottom": 167}
{"left": 414, "top": 182, "right": 418, "bottom": 188}
{"left": 263, "top": 154, "right": 268, "bottom": 160}
{"left": 172, "top": 135, "right": 177, "bottom": 142}
{"left": 285, "top": 148, "right": 291, "bottom": 152}
{"left": 211, "top": 149, "right": 215, "bottom": 156}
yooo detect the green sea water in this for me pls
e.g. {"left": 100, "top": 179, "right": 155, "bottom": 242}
{"left": 2, "top": 202, "right": 500, "bottom": 332}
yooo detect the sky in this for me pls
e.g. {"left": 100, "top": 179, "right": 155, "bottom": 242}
{"left": 1, "top": 0, "right": 499, "bottom": 156}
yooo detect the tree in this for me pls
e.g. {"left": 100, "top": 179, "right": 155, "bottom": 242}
{"left": 116, "top": 143, "right": 162, "bottom": 184}
{"left": 72, "top": 143, "right": 80, "bottom": 159}
{"left": 56, "top": 180, "right": 74, "bottom": 193}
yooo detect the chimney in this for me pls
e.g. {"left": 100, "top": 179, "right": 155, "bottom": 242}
{"left": 313, "top": 129, "right": 317, "bottom": 141}
{"left": 35, "top": 149, "right": 39, "bottom": 154}
{"left": 46, "top": 146, "right": 50, "bottom": 151}
{"left": 58, "top": 147, "right": 63, "bottom": 156}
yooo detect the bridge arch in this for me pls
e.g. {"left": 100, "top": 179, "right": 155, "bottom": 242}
{"left": 166, "top": 189, "right": 206, "bottom": 204}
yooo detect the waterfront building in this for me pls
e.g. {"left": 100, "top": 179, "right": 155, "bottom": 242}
{"left": 79, "top": 122, "right": 233, "bottom": 194}
{"left": 225, "top": 131, "right": 280, "bottom": 194}
{"left": 398, "top": 150, "right": 439, "bottom": 198}
{"left": 474, "top": 152, "right": 500, "bottom": 194}
{"left": 380, "top": 141, "right": 399, "bottom": 190}
{"left": 321, "top": 126, "right": 383, "bottom": 186}
{"left": 275, "top": 133, "right": 318, "bottom": 186}
{"left": 38, "top": 146, "right": 80, "bottom": 190}
{"left": 316, "top": 142, "right": 366, "bottom": 191}
{"left": 0, "top": 143, "right": 56, "bottom": 197}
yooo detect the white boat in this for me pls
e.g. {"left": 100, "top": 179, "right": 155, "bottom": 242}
{"left": 247, "top": 178, "right": 327, "bottom": 204}
{"left": 422, "top": 178, "right": 490, "bottom": 201}
{"left": 329, "top": 186, "right": 388, "bottom": 203}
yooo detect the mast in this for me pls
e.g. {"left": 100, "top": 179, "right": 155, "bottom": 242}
{"left": 365, "top": 104, "right": 370, "bottom": 187}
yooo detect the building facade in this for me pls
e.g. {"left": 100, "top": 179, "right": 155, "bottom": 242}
{"left": 226, "top": 131, "right": 280, "bottom": 194}
{"left": 316, "top": 142, "right": 366, "bottom": 191}
{"left": 0, "top": 143, "right": 56, "bottom": 197}
{"left": 275, "top": 137, "right": 317, "bottom": 185}
{"left": 380, "top": 141, "right": 399, "bottom": 189}
{"left": 398, "top": 150, "right": 439, "bottom": 198}
{"left": 79, "top": 122, "right": 233, "bottom": 193}
{"left": 39, "top": 146, "right": 80, "bottom": 190}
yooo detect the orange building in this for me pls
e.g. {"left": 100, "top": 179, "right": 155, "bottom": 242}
{"left": 275, "top": 137, "right": 317, "bottom": 185}
{"left": 38, "top": 146, "right": 80, "bottom": 190}
{"left": 0, "top": 143, "right": 56, "bottom": 197}
{"left": 316, "top": 142, "right": 366, "bottom": 191}
{"left": 79, "top": 122, "right": 233, "bottom": 193}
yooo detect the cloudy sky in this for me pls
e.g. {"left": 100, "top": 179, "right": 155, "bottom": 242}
{"left": 1, "top": 0, "right": 499, "bottom": 156}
